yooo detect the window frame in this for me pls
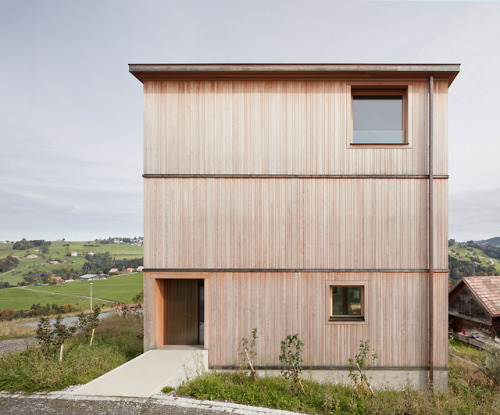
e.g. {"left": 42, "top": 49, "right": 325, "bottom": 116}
{"left": 325, "top": 280, "right": 368, "bottom": 325}
{"left": 346, "top": 82, "right": 413, "bottom": 148}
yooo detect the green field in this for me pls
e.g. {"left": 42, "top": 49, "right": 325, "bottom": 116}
{"left": 449, "top": 242, "right": 500, "bottom": 271}
{"left": 0, "top": 240, "right": 143, "bottom": 285}
{"left": 0, "top": 273, "right": 143, "bottom": 311}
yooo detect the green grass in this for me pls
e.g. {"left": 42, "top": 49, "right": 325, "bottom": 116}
{"left": 28, "top": 272, "right": 143, "bottom": 303}
{"left": 0, "top": 241, "right": 143, "bottom": 285}
{"left": 0, "top": 343, "right": 125, "bottom": 392}
{"left": 449, "top": 338, "right": 484, "bottom": 364}
{"left": 0, "top": 287, "right": 90, "bottom": 311}
{"left": 175, "top": 357, "right": 500, "bottom": 415}
{"left": 0, "top": 273, "right": 143, "bottom": 311}
{"left": 449, "top": 242, "right": 500, "bottom": 272}
{"left": 0, "top": 271, "right": 23, "bottom": 285}
{"left": 0, "top": 313, "right": 143, "bottom": 392}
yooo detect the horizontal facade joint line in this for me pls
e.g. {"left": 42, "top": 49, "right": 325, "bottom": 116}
{"left": 143, "top": 174, "right": 449, "bottom": 179}
{"left": 143, "top": 268, "right": 450, "bottom": 273}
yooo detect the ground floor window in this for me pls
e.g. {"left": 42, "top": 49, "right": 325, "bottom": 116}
{"left": 328, "top": 284, "right": 365, "bottom": 322}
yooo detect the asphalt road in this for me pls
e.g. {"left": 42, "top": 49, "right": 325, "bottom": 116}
{"left": 0, "top": 396, "right": 227, "bottom": 415}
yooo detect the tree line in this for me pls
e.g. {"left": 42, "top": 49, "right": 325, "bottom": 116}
{"left": 12, "top": 238, "right": 51, "bottom": 252}
{"left": 16, "top": 253, "right": 143, "bottom": 286}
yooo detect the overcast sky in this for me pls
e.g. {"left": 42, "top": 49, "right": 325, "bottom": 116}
{"left": 0, "top": 0, "right": 499, "bottom": 242}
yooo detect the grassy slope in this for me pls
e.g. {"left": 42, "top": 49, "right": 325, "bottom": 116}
{"left": 0, "top": 273, "right": 143, "bottom": 311}
{"left": 449, "top": 242, "right": 500, "bottom": 273}
{"left": 175, "top": 342, "right": 499, "bottom": 415}
{"left": 0, "top": 241, "right": 143, "bottom": 285}
{"left": 0, "top": 314, "right": 143, "bottom": 392}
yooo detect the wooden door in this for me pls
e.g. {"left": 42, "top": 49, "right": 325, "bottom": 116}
{"left": 164, "top": 279, "right": 199, "bottom": 345}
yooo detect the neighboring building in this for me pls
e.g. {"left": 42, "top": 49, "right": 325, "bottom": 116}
{"left": 78, "top": 274, "right": 105, "bottom": 281}
{"left": 71, "top": 252, "right": 78, "bottom": 257}
{"left": 130, "top": 64, "right": 460, "bottom": 388}
{"left": 26, "top": 254, "right": 37, "bottom": 259}
{"left": 108, "top": 268, "right": 119, "bottom": 274}
{"left": 449, "top": 276, "right": 500, "bottom": 342}
{"left": 136, "top": 266, "right": 144, "bottom": 272}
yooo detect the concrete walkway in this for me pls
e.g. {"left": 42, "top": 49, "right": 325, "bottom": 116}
{"left": 71, "top": 347, "right": 208, "bottom": 398}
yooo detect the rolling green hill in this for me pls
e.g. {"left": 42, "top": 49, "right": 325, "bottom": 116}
{"left": 0, "top": 240, "right": 143, "bottom": 285}
{"left": 475, "top": 236, "right": 500, "bottom": 247}
{"left": 448, "top": 241, "right": 500, "bottom": 284}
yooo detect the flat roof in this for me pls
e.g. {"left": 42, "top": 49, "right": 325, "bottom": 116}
{"left": 129, "top": 63, "right": 460, "bottom": 85}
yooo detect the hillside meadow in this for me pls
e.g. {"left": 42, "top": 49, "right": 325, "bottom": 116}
{"left": 0, "top": 240, "right": 143, "bottom": 285}
{"left": 449, "top": 242, "right": 500, "bottom": 268}
{"left": 0, "top": 272, "right": 143, "bottom": 311}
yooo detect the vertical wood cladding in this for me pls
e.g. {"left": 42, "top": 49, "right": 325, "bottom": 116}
{"left": 145, "top": 271, "right": 448, "bottom": 368}
{"left": 141, "top": 73, "right": 450, "bottom": 374}
{"left": 144, "top": 80, "right": 447, "bottom": 176}
{"left": 144, "top": 178, "right": 447, "bottom": 270}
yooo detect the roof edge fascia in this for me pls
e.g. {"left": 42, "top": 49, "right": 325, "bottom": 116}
{"left": 129, "top": 63, "right": 460, "bottom": 85}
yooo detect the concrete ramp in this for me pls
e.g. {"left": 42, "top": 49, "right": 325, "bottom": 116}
{"left": 71, "top": 347, "right": 208, "bottom": 398}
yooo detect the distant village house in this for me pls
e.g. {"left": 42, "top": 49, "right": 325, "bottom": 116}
{"left": 78, "top": 274, "right": 106, "bottom": 281}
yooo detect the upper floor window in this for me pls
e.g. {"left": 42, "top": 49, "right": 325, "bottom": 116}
{"left": 347, "top": 84, "right": 412, "bottom": 147}
{"left": 351, "top": 89, "right": 406, "bottom": 145}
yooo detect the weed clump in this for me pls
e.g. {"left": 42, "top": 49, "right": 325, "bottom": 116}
{"left": 0, "top": 312, "right": 144, "bottom": 392}
{"left": 95, "top": 313, "right": 143, "bottom": 360}
{"left": 238, "top": 328, "right": 258, "bottom": 380}
{"left": 477, "top": 340, "right": 500, "bottom": 387}
{"left": 279, "top": 333, "right": 305, "bottom": 395}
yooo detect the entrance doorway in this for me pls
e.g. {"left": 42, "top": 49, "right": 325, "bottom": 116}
{"left": 161, "top": 279, "right": 204, "bottom": 346}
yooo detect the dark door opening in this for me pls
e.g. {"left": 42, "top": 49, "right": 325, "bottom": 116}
{"left": 163, "top": 279, "right": 204, "bottom": 346}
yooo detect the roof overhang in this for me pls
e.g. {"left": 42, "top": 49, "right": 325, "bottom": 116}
{"left": 129, "top": 63, "right": 460, "bottom": 85}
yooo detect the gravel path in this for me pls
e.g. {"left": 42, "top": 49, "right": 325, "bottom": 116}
{"left": 0, "top": 337, "right": 35, "bottom": 356}
{"left": 0, "top": 391, "right": 299, "bottom": 415}
{"left": 0, "top": 396, "right": 219, "bottom": 415}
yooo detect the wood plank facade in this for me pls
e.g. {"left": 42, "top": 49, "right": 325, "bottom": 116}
{"left": 131, "top": 64, "right": 459, "bottom": 387}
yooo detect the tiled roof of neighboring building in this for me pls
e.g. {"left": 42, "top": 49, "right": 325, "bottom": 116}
{"left": 463, "top": 276, "right": 500, "bottom": 316}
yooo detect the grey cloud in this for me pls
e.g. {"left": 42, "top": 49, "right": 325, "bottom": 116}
{"left": 449, "top": 189, "right": 500, "bottom": 241}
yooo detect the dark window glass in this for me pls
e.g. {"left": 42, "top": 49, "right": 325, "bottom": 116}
{"left": 331, "top": 286, "right": 362, "bottom": 317}
{"left": 353, "top": 95, "right": 404, "bottom": 144}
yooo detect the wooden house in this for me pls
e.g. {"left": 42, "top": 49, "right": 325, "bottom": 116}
{"left": 449, "top": 276, "right": 500, "bottom": 343}
{"left": 129, "top": 64, "right": 460, "bottom": 388}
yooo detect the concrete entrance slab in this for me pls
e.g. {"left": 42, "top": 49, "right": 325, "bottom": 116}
{"left": 71, "top": 348, "right": 208, "bottom": 398}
